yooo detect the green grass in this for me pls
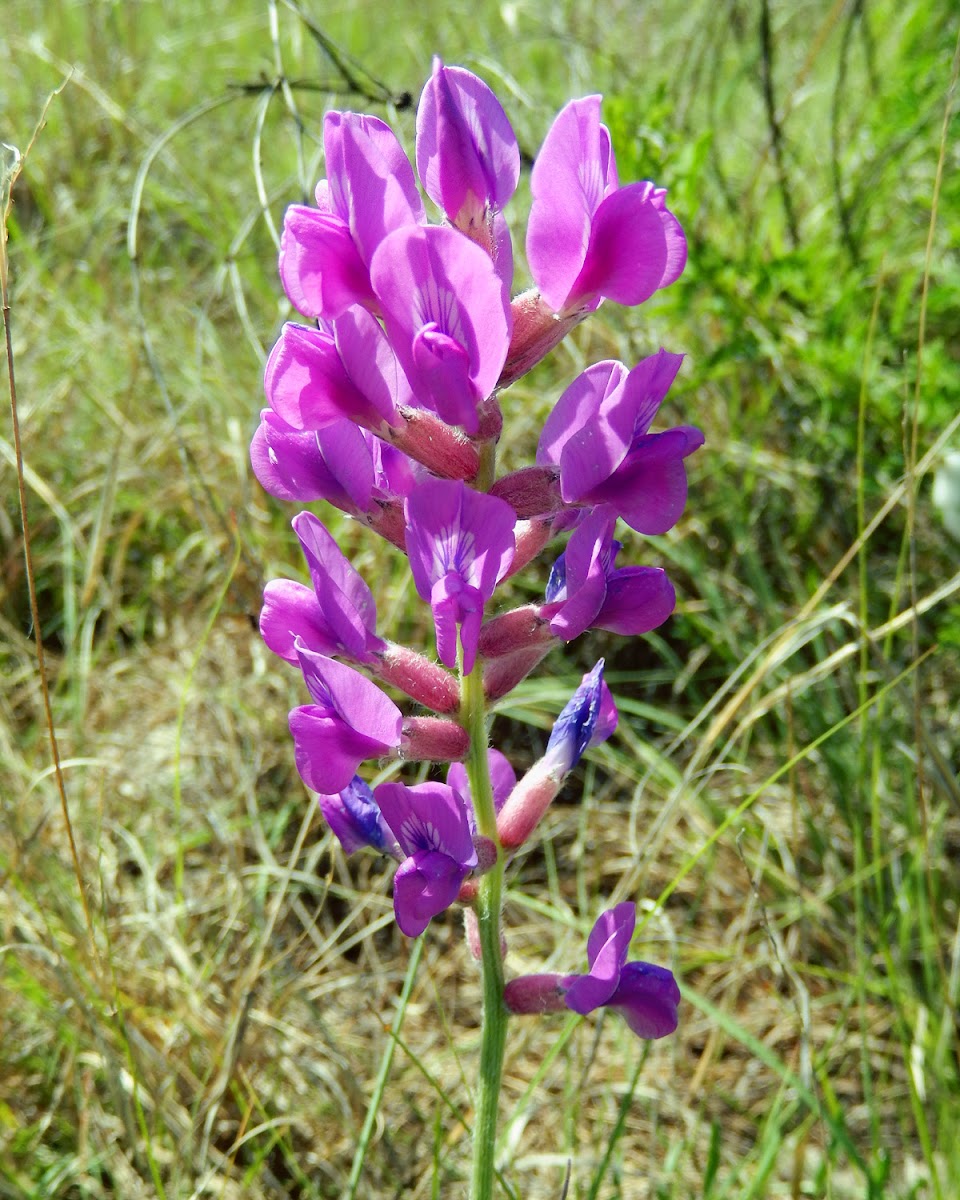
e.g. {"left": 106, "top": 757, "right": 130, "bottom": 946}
{"left": 2, "top": 0, "right": 959, "bottom": 1196}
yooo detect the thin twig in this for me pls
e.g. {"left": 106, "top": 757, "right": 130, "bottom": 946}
{"left": 759, "top": 0, "right": 799, "bottom": 247}
{"left": 2, "top": 84, "right": 103, "bottom": 973}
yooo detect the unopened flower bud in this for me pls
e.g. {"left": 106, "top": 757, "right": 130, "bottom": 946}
{"left": 374, "top": 643, "right": 460, "bottom": 714}
{"left": 479, "top": 605, "right": 553, "bottom": 659}
{"left": 506, "top": 519, "right": 554, "bottom": 578}
{"left": 389, "top": 406, "right": 481, "bottom": 480}
{"left": 464, "top": 907, "right": 508, "bottom": 961}
{"left": 495, "top": 759, "right": 560, "bottom": 849}
{"left": 483, "top": 646, "right": 554, "bottom": 703}
{"left": 503, "top": 973, "right": 567, "bottom": 1015}
{"left": 498, "top": 290, "right": 585, "bottom": 387}
{"left": 490, "top": 466, "right": 561, "bottom": 519}
{"left": 401, "top": 716, "right": 469, "bottom": 762}
{"left": 543, "top": 660, "right": 617, "bottom": 776}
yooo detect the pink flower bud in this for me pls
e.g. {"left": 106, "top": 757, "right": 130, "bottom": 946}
{"left": 503, "top": 973, "right": 566, "bottom": 1015}
{"left": 506, "top": 519, "right": 554, "bottom": 578}
{"left": 401, "top": 716, "right": 469, "bottom": 763}
{"left": 483, "top": 646, "right": 554, "bottom": 703}
{"left": 498, "top": 290, "right": 585, "bottom": 387}
{"left": 464, "top": 907, "right": 508, "bottom": 960}
{"left": 387, "top": 407, "right": 480, "bottom": 480}
{"left": 374, "top": 643, "right": 460, "bottom": 714}
{"left": 472, "top": 835, "right": 498, "bottom": 875}
{"left": 490, "top": 466, "right": 561, "bottom": 519}
{"left": 479, "top": 605, "right": 553, "bottom": 659}
{"left": 495, "top": 759, "right": 560, "bottom": 849}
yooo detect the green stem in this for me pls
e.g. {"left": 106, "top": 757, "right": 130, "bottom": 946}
{"left": 461, "top": 664, "right": 508, "bottom": 1200}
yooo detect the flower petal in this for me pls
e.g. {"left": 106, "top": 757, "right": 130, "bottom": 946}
{"left": 609, "top": 961, "right": 681, "bottom": 1039}
{"left": 260, "top": 578, "right": 337, "bottom": 664}
{"left": 392, "top": 851, "right": 468, "bottom": 937}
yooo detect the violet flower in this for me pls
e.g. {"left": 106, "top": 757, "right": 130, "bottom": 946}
{"left": 537, "top": 351, "right": 704, "bottom": 535}
{"left": 496, "top": 661, "right": 617, "bottom": 849}
{"left": 280, "top": 112, "right": 424, "bottom": 320}
{"left": 374, "top": 780, "right": 479, "bottom": 936}
{"left": 370, "top": 224, "right": 511, "bottom": 434}
{"left": 405, "top": 478, "right": 516, "bottom": 674}
{"left": 543, "top": 508, "right": 676, "bottom": 639}
{"left": 416, "top": 58, "right": 520, "bottom": 230}
{"left": 251, "top": 412, "right": 414, "bottom": 514}
{"left": 264, "top": 307, "right": 410, "bottom": 435}
{"left": 446, "top": 749, "right": 517, "bottom": 818}
{"left": 526, "top": 95, "right": 685, "bottom": 316}
{"left": 503, "top": 904, "right": 681, "bottom": 1040}
{"left": 260, "top": 511, "right": 385, "bottom": 666}
{"left": 562, "top": 904, "right": 680, "bottom": 1039}
{"left": 288, "top": 642, "right": 403, "bottom": 794}
{"left": 543, "top": 659, "right": 618, "bottom": 776}
{"left": 416, "top": 58, "right": 518, "bottom": 285}
{"left": 316, "top": 774, "right": 400, "bottom": 858}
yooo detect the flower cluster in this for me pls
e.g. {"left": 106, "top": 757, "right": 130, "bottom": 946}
{"left": 253, "top": 58, "right": 698, "bottom": 1042}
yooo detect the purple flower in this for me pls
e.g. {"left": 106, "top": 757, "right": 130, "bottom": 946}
{"left": 537, "top": 351, "right": 704, "bottom": 535}
{"left": 264, "top": 308, "right": 411, "bottom": 434}
{"left": 260, "top": 511, "right": 385, "bottom": 666}
{"left": 370, "top": 224, "right": 511, "bottom": 434}
{"left": 416, "top": 59, "right": 520, "bottom": 226}
{"left": 251, "top": 411, "right": 414, "bottom": 515}
{"left": 543, "top": 508, "right": 676, "bottom": 640}
{"left": 405, "top": 478, "right": 516, "bottom": 674}
{"left": 374, "top": 780, "right": 479, "bottom": 936}
{"left": 562, "top": 904, "right": 680, "bottom": 1039}
{"left": 496, "top": 662, "right": 617, "bottom": 849}
{"left": 288, "top": 643, "right": 403, "bottom": 794}
{"left": 543, "top": 660, "right": 618, "bottom": 776}
{"left": 280, "top": 112, "right": 424, "bottom": 320}
{"left": 316, "top": 775, "right": 400, "bottom": 857}
{"left": 526, "top": 96, "right": 685, "bottom": 316}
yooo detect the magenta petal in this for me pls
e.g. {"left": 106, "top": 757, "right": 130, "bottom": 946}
{"left": 537, "top": 360, "right": 630, "bottom": 488}
{"left": 324, "top": 111, "right": 424, "bottom": 263}
{"left": 545, "top": 508, "right": 615, "bottom": 639}
{"left": 371, "top": 224, "right": 511, "bottom": 421}
{"left": 279, "top": 206, "right": 373, "bottom": 319}
{"left": 405, "top": 479, "right": 516, "bottom": 604}
{"left": 527, "top": 95, "right": 609, "bottom": 312}
{"left": 446, "top": 749, "right": 516, "bottom": 813}
{"left": 591, "top": 678, "right": 619, "bottom": 747}
{"left": 412, "top": 324, "right": 480, "bottom": 431}
{"left": 292, "top": 512, "right": 383, "bottom": 662}
{"left": 562, "top": 968, "right": 620, "bottom": 1015}
{"left": 416, "top": 59, "right": 520, "bottom": 222}
{"left": 430, "top": 573, "right": 466, "bottom": 670}
{"left": 392, "top": 851, "right": 467, "bottom": 937}
{"left": 570, "top": 182, "right": 668, "bottom": 308}
{"left": 260, "top": 579, "right": 337, "bottom": 663}
{"left": 562, "top": 902, "right": 635, "bottom": 1013}
{"left": 296, "top": 646, "right": 402, "bottom": 747}
{"left": 609, "top": 962, "right": 680, "bottom": 1039}
{"left": 289, "top": 704, "right": 394, "bottom": 794}
{"left": 586, "top": 902, "right": 635, "bottom": 969}
{"left": 251, "top": 412, "right": 367, "bottom": 509}
{"left": 375, "top": 780, "right": 477, "bottom": 866}
{"left": 265, "top": 323, "right": 371, "bottom": 430}
{"left": 657, "top": 206, "right": 687, "bottom": 288}
{"left": 334, "top": 305, "right": 410, "bottom": 423}
{"left": 597, "top": 567, "right": 676, "bottom": 635}
{"left": 589, "top": 426, "right": 704, "bottom": 535}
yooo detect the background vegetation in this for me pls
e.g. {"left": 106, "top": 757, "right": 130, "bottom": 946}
{"left": 2, "top": 0, "right": 959, "bottom": 1196}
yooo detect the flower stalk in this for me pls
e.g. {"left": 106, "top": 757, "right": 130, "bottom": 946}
{"left": 252, "top": 56, "right": 697, "bottom": 1193}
